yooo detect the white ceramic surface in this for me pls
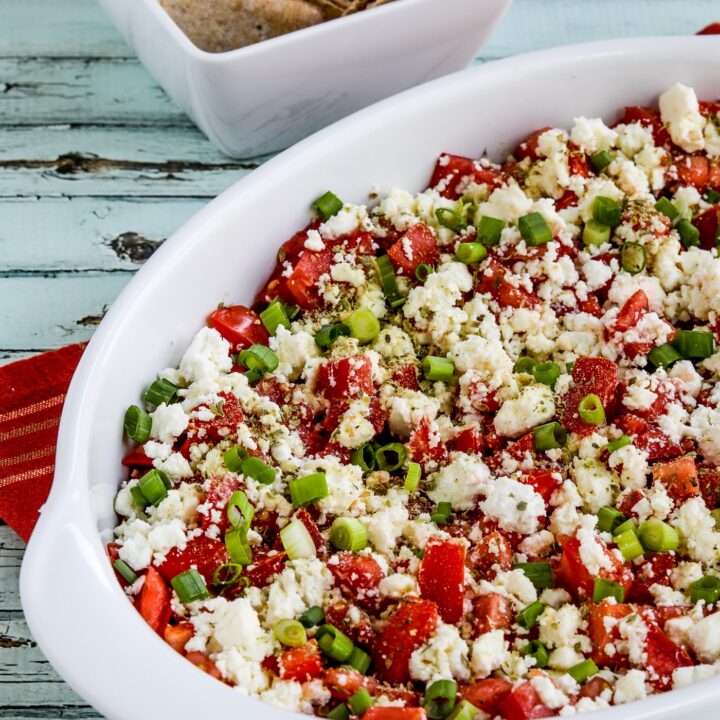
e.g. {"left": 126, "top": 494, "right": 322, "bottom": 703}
{"left": 21, "top": 35, "right": 720, "bottom": 720}
{"left": 96, "top": 0, "right": 511, "bottom": 158}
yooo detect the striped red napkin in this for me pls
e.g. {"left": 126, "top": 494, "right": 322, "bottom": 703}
{"left": 0, "top": 343, "right": 86, "bottom": 541}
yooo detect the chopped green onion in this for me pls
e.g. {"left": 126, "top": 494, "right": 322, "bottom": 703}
{"left": 590, "top": 151, "right": 612, "bottom": 173}
{"left": 313, "top": 191, "right": 343, "bottom": 220}
{"left": 223, "top": 445, "right": 250, "bottom": 473}
{"left": 289, "top": 472, "right": 328, "bottom": 506}
{"left": 137, "top": 469, "right": 170, "bottom": 507}
{"left": 521, "top": 640, "right": 549, "bottom": 669}
{"left": 331, "top": 517, "right": 368, "bottom": 552}
{"left": 260, "top": 301, "right": 290, "bottom": 336}
{"left": 593, "top": 578, "right": 625, "bottom": 603}
{"left": 476, "top": 215, "right": 505, "bottom": 246}
{"left": 578, "top": 393, "right": 606, "bottom": 425}
{"left": 171, "top": 569, "right": 210, "bottom": 604}
{"left": 455, "top": 242, "right": 487, "bottom": 265}
{"left": 130, "top": 485, "right": 148, "bottom": 507}
{"left": 705, "top": 189, "right": 720, "bottom": 204}
{"left": 712, "top": 509, "right": 720, "bottom": 529}
{"left": 226, "top": 490, "right": 254, "bottom": 531}
{"left": 348, "top": 688, "right": 374, "bottom": 716}
{"left": 326, "top": 704, "right": 350, "bottom": 720}
{"left": 143, "top": 378, "right": 178, "bottom": 407}
{"left": 423, "top": 679, "right": 458, "bottom": 720}
{"left": 315, "top": 323, "right": 350, "bottom": 350}
{"left": 273, "top": 619, "right": 307, "bottom": 647}
{"left": 593, "top": 196, "right": 622, "bottom": 227}
{"left": 113, "top": 558, "right": 138, "bottom": 584}
{"left": 375, "top": 443, "right": 408, "bottom": 472}
{"left": 677, "top": 218, "right": 700, "bottom": 248}
{"left": 674, "top": 330, "right": 715, "bottom": 360}
{"left": 583, "top": 219, "right": 611, "bottom": 247}
{"left": 612, "top": 518, "right": 638, "bottom": 538}
{"left": 346, "top": 308, "right": 380, "bottom": 345}
{"left": 620, "top": 242, "right": 647, "bottom": 275}
{"left": 279, "top": 519, "right": 317, "bottom": 560}
{"left": 597, "top": 506, "right": 626, "bottom": 534}
{"left": 299, "top": 606, "right": 325, "bottom": 628}
{"left": 655, "top": 197, "right": 679, "bottom": 221}
{"left": 415, "top": 263, "right": 433, "bottom": 282}
{"left": 533, "top": 422, "right": 567, "bottom": 451}
{"left": 238, "top": 344, "right": 279, "bottom": 373}
{"left": 225, "top": 527, "right": 253, "bottom": 565}
{"left": 123, "top": 405, "right": 152, "bottom": 443}
{"left": 638, "top": 518, "right": 679, "bottom": 553}
{"left": 351, "top": 443, "right": 376, "bottom": 474}
{"left": 241, "top": 456, "right": 276, "bottom": 485}
{"left": 244, "top": 368, "right": 263, "bottom": 385}
{"left": 436, "top": 207, "right": 467, "bottom": 233}
{"left": 376, "top": 254, "right": 403, "bottom": 305}
{"left": 519, "top": 212, "right": 553, "bottom": 246}
{"left": 514, "top": 562, "right": 553, "bottom": 590}
{"left": 404, "top": 462, "right": 421, "bottom": 492}
{"left": 614, "top": 528, "right": 644, "bottom": 561}
{"left": 431, "top": 501, "right": 453, "bottom": 525}
{"left": 513, "top": 356, "right": 536, "bottom": 374}
{"left": 447, "top": 700, "right": 478, "bottom": 720}
{"left": 317, "top": 625, "right": 354, "bottom": 662}
{"left": 606, "top": 435, "right": 631, "bottom": 454}
{"left": 211, "top": 563, "right": 245, "bottom": 587}
{"left": 568, "top": 659, "right": 599, "bottom": 683}
{"left": 648, "top": 343, "right": 682, "bottom": 369}
{"left": 566, "top": 361, "right": 575, "bottom": 373}
{"left": 347, "top": 646, "right": 372, "bottom": 674}
{"left": 532, "top": 361, "right": 561, "bottom": 387}
{"left": 517, "top": 601, "right": 546, "bottom": 629}
{"left": 422, "top": 355, "right": 455, "bottom": 382}
{"left": 690, "top": 575, "right": 720, "bottom": 604}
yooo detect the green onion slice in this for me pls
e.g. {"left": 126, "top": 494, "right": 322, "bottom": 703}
{"left": 431, "top": 501, "right": 453, "bottom": 525}
{"left": 532, "top": 361, "right": 560, "bottom": 387}
{"left": 238, "top": 344, "right": 279, "bottom": 373}
{"left": 517, "top": 601, "right": 546, "bottom": 629}
{"left": 113, "top": 558, "right": 138, "bottom": 584}
{"left": 612, "top": 518, "right": 638, "bottom": 538}
{"left": 614, "top": 528, "right": 644, "bottom": 561}
{"left": 455, "top": 242, "right": 487, "bottom": 265}
{"left": 514, "top": 562, "right": 554, "bottom": 590}
{"left": 583, "top": 219, "right": 611, "bottom": 247}
{"left": 712, "top": 509, "right": 720, "bottom": 529}
{"left": 620, "top": 242, "right": 647, "bottom": 274}
{"left": 593, "top": 577, "right": 625, "bottom": 603}
{"left": 326, "top": 704, "right": 350, "bottom": 720}
{"left": 521, "top": 640, "right": 549, "bottom": 669}
{"left": 597, "top": 506, "right": 626, "bottom": 534}
{"left": 241, "top": 456, "right": 276, "bottom": 485}
{"left": 171, "top": 569, "right": 210, "bottom": 604}
{"left": 690, "top": 575, "right": 720, "bottom": 604}
{"left": 476, "top": 215, "right": 505, "bottom": 246}
{"left": 211, "top": 562, "right": 245, "bottom": 587}
{"left": 289, "top": 472, "right": 328, "bottom": 507}
{"left": 519, "top": 212, "right": 553, "bottom": 246}
{"left": 223, "top": 445, "right": 250, "bottom": 473}
{"left": 674, "top": 330, "right": 715, "bottom": 360}
{"left": 514, "top": 356, "right": 536, "bottom": 374}
{"left": 648, "top": 343, "right": 682, "bottom": 369}
{"left": 375, "top": 443, "right": 407, "bottom": 472}
{"left": 415, "top": 263, "right": 433, "bottom": 282}
{"left": 260, "top": 300, "right": 290, "bottom": 336}
{"left": 590, "top": 151, "right": 612, "bottom": 173}
{"left": 578, "top": 393, "right": 606, "bottom": 425}
{"left": 568, "top": 659, "right": 599, "bottom": 684}
{"left": 404, "top": 462, "right": 421, "bottom": 492}
{"left": 315, "top": 323, "right": 350, "bottom": 349}
{"left": 137, "top": 469, "right": 170, "bottom": 507}
{"left": 424, "top": 679, "right": 458, "bottom": 720}
{"left": 376, "top": 254, "right": 404, "bottom": 305}
{"left": 280, "top": 519, "right": 317, "bottom": 560}
{"left": 316, "top": 625, "right": 354, "bottom": 662}
{"left": 677, "top": 218, "right": 700, "bottom": 249}
{"left": 225, "top": 527, "right": 253, "bottom": 565}
{"left": 143, "top": 378, "right": 178, "bottom": 407}
{"left": 655, "top": 197, "right": 679, "bottom": 220}
{"left": 436, "top": 207, "right": 467, "bottom": 233}
{"left": 273, "top": 619, "right": 307, "bottom": 648}
{"left": 347, "top": 646, "right": 372, "bottom": 674}
{"left": 346, "top": 308, "right": 380, "bottom": 345}
{"left": 447, "top": 700, "right": 478, "bottom": 720}
{"left": 348, "top": 688, "right": 374, "bottom": 716}
{"left": 330, "top": 517, "right": 369, "bottom": 552}
{"left": 124, "top": 405, "right": 152, "bottom": 443}
{"left": 638, "top": 518, "right": 679, "bottom": 553}
{"left": 606, "top": 435, "right": 631, "bottom": 454}
{"left": 593, "top": 196, "right": 622, "bottom": 227}
{"left": 299, "top": 605, "right": 325, "bottom": 628}
{"left": 350, "top": 443, "right": 377, "bottom": 474}
{"left": 533, "top": 422, "right": 567, "bottom": 451}
{"left": 423, "top": 355, "right": 455, "bottom": 382}
{"left": 227, "top": 490, "right": 254, "bottom": 532}
{"left": 313, "top": 191, "right": 343, "bottom": 220}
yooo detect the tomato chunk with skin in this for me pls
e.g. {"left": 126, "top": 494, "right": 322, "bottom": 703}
{"left": 387, "top": 223, "right": 440, "bottom": 277}
{"left": 612, "top": 290, "right": 649, "bottom": 334}
{"left": 460, "top": 678, "right": 513, "bottom": 716}
{"left": 418, "top": 537, "right": 466, "bottom": 624}
{"left": 589, "top": 600, "right": 633, "bottom": 668}
{"left": 374, "top": 599, "right": 439, "bottom": 684}
{"left": 407, "top": 417, "right": 449, "bottom": 470}
{"left": 628, "top": 553, "right": 675, "bottom": 604}
{"left": 468, "top": 532, "right": 513, "bottom": 579}
{"left": 364, "top": 710, "right": 427, "bottom": 720}
{"left": 276, "top": 641, "right": 324, "bottom": 682}
{"left": 186, "top": 651, "right": 223, "bottom": 680}
{"left": 164, "top": 622, "right": 194, "bottom": 653}
{"left": 641, "top": 616, "right": 693, "bottom": 690}
{"left": 284, "top": 247, "right": 334, "bottom": 309}
{"left": 478, "top": 257, "right": 539, "bottom": 309}
{"left": 157, "top": 536, "right": 229, "bottom": 586}
{"left": 471, "top": 593, "right": 513, "bottom": 637}
{"left": 137, "top": 566, "right": 171, "bottom": 635}
{"left": 694, "top": 206, "right": 720, "bottom": 250}
{"left": 208, "top": 305, "right": 269, "bottom": 351}
{"left": 328, "top": 552, "right": 384, "bottom": 611}
{"left": 315, "top": 355, "right": 374, "bottom": 400}
{"left": 429, "top": 153, "right": 502, "bottom": 198}
{"left": 498, "top": 682, "right": 553, "bottom": 720}
{"left": 561, "top": 357, "right": 619, "bottom": 436}
{"left": 244, "top": 550, "right": 287, "bottom": 588}
{"left": 519, "top": 469, "right": 560, "bottom": 504}
{"left": 652, "top": 457, "right": 700, "bottom": 504}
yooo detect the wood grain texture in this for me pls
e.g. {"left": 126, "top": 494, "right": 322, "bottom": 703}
{"left": 2, "top": 0, "right": 719, "bottom": 715}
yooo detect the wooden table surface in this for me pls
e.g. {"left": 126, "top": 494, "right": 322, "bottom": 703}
{"left": 0, "top": 0, "right": 718, "bottom": 715}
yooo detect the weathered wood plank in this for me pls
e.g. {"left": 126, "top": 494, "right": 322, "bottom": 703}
{"left": 0, "top": 527, "right": 25, "bottom": 613}
{"left": 0, "top": 351, "right": 36, "bottom": 367}
{"left": 0, "top": 198, "right": 204, "bottom": 272}
{"left": 0, "top": 126, "right": 260, "bottom": 198}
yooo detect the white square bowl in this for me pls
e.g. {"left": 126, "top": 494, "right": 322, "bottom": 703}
{"left": 97, "top": 0, "right": 512, "bottom": 157}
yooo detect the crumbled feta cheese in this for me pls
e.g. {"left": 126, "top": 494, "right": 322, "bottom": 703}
{"left": 659, "top": 83, "right": 706, "bottom": 153}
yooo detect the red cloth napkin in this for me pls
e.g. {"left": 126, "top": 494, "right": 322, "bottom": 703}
{"left": 0, "top": 344, "right": 86, "bottom": 541}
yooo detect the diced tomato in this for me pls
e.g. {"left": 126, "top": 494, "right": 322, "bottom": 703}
{"left": 498, "top": 682, "right": 553, "bottom": 720}
{"left": 157, "top": 536, "right": 229, "bottom": 585}
{"left": 244, "top": 550, "right": 287, "bottom": 588}
{"left": 619, "top": 489, "right": 646, "bottom": 519}
{"left": 315, "top": 355, "right": 374, "bottom": 400}
{"left": 468, "top": 532, "right": 514, "bottom": 579}
{"left": 185, "top": 651, "right": 223, "bottom": 680}
{"left": 698, "top": 22, "right": 720, "bottom": 34}
{"left": 693, "top": 206, "right": 720, "bottom": 250}
{"left": 471, "top": 593, "right": 513, "bottom": 637}
{"left": 569, "top": 148, "right": 591, "bottom": 177}
{"left": 284, "top": 247, "right": 334, "bottom": 309}
{"left": 652, "top": 457, "right": 699, "bottom": 504}
{"left": 449, "top": 426, "right": 484, "bottom": 455}
{"left": 465, "top": 378, "right": 501, "bottom": 413}
{"left": 675, "top": 154, "right": 711, "bottom": 190}
{"left": 392, "top": 363, "right": 420, "bottom": 390}
{"left": 642, "top": 618, "right": 693, "bottom": 690}
{"left": 208, "top": 305, "right": 269, "bottom": 351}
{"left": 255, "top": 376, "right": 291, "bottom": 405}
{"left": 460, "top": 678, "right": 513, "bottom": 716}
{"left": 699, "top": 467, "right": 720, "bottom": 510}
{"left": 407, "top": 417, "right": 449, "bottom": 470}
{"left": 121, "top": 445, "right": 154, "bottom": 469}
{"left": 519, "top": 469, "right": 560, "bottom": 504}
{"left": 429, "top": 153, "right": 503, "bottom": 198}
{"left": 616, "top": 414, "right": 683, "bottom": 462}
{"left": 515, "top": 127, "right": 553, "bottom": 161}
{"left": 137, "top": 566, "right": 171, "bottom": 635}
{"left": 618, "top": 106, "right": 671, "bottom": 147}
{"left": 505, "top": 433, "right": 535, "bottom": 462}
{"left": 418, "top": 537, "right": 466, "bottom": 624}
{"left": 164, "top": 622, "right": 194, "bottom": 653}
{"left": 323, "top": 668, "right": 419, "bottom": 707}
{"left": 328, "top": 552, "right": 384, "bottom": 611}
{"left": 588, "top": 600, "right": 632, "bottom": 667}
{"left": 555, "top": 189, "right": 579, "bottom": 210}
{"left": 374, "top": 599, "right": 439, "bottom": 684}
{"left": 275, "top": 641, "right": 324, "bottom": 682}
{"left": 580, "top": 676, "right": 612, "bottom": 700}
{"left": 200, "top": 475, "right": 240, "bottom": 534}
{"left": 557, "top": 534, "right": 632, "bottom": 601}
{"left": 387, "top": 223, "right": 440, "bottom": 276}
{"left": 324, "top": 600, "right": 377, "bottom": 648}
{"left": 363, "top": 709, "right": 427, "bottom": 720}
{"left": 477, "top": 257, "right": 540, "bottom": 309}
{"left": 612, "top": 290, "right": 649, "bottom": 333}
{"left": 628, "top": 553, "right": 675, "bottom": 604}
{"left": 185, "top": 391, "right": 245, "bottom": 447}
{"left": 561, "top": 357, "right": 619, "bottom": 436}
{"left": 577, "top": 293, "right": 602, "bottom": 317}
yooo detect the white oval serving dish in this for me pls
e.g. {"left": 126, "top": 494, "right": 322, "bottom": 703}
{"left": 21, "top": 35, "right": 720, "bottom": 720}
{"left": 96, "top": 0, "right": 511, "bottom": 157}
